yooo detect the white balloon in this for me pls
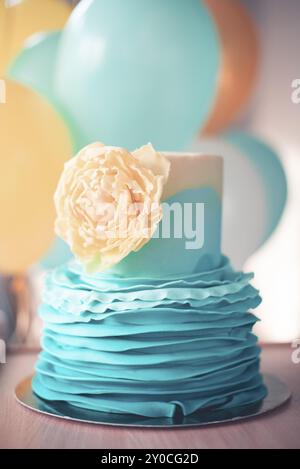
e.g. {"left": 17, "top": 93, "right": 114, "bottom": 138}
{"left": 191, "top": 138, "right": 267, "bottom": 268}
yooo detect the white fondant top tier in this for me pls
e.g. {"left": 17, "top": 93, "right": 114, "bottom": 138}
{"left": 109, "top": 152, "right": 224, "bottom": 277}
{"left": 162, "top": 152, "right": 223, "bottom": 200}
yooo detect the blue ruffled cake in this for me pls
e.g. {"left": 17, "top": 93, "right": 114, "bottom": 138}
{"left": 33, "top": 145, "right": 267, "bottom": 419}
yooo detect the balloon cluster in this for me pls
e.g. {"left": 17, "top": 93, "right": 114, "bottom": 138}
{"left": 0, "top": 0, "right": 287, "bottom": 273}
{"left": 0, "top": 0, "right": 73, "bottom": 274}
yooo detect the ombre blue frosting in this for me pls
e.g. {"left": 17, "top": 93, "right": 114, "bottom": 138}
{"left": 108, "top": 187, "right": 222, "bottom": 277}
{"left": 33, "top": 256, "right": 267, "bottom": 418}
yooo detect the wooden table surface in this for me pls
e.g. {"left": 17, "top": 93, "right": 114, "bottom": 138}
{"left": 0, "top": 345, "right": 299, "bottom": 449}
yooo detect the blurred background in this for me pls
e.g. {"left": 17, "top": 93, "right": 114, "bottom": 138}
{"left": 0, "top": 0, "right": 299, "bottom": 347}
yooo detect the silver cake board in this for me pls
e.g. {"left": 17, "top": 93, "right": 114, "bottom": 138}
{"left": 15, "top": 374, "right": 291, "bottom": 428}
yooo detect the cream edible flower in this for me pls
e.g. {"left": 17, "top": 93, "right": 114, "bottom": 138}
{"left": 54, "top": 143, "right": 170, "bottom": 273}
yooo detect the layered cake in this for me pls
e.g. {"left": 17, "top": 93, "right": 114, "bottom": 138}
{"left": 33, "top": 143, "right": 267, "bottom": 419}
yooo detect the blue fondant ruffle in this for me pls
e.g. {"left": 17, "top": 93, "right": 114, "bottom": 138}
{"left": 33, "top": 256, "right": 267, "bottom": 418}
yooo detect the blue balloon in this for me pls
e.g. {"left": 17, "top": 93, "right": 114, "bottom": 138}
{"left": 8, "top": 31, "right": 61, "bottom": 101}
{"left": 40, "top": 237, "right": 73, "bottom": 270}
{"left": 223, "top": 131, "right": 288, "bottom": 245}
{"left": 8, "top": 30, "right": 86, "bottom": 153}
{"left": 55, "top": 0, "right": 220, "bottom": 151}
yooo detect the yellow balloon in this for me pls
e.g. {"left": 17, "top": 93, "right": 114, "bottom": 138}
{"left": 0, "top": 80, "right": 72, "bottom": 274}
{"left": 0, "top": 1, "right": 10, "bottom": 74}
{"left": 1, "top": 0, "right": 72, "bottom": 72}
